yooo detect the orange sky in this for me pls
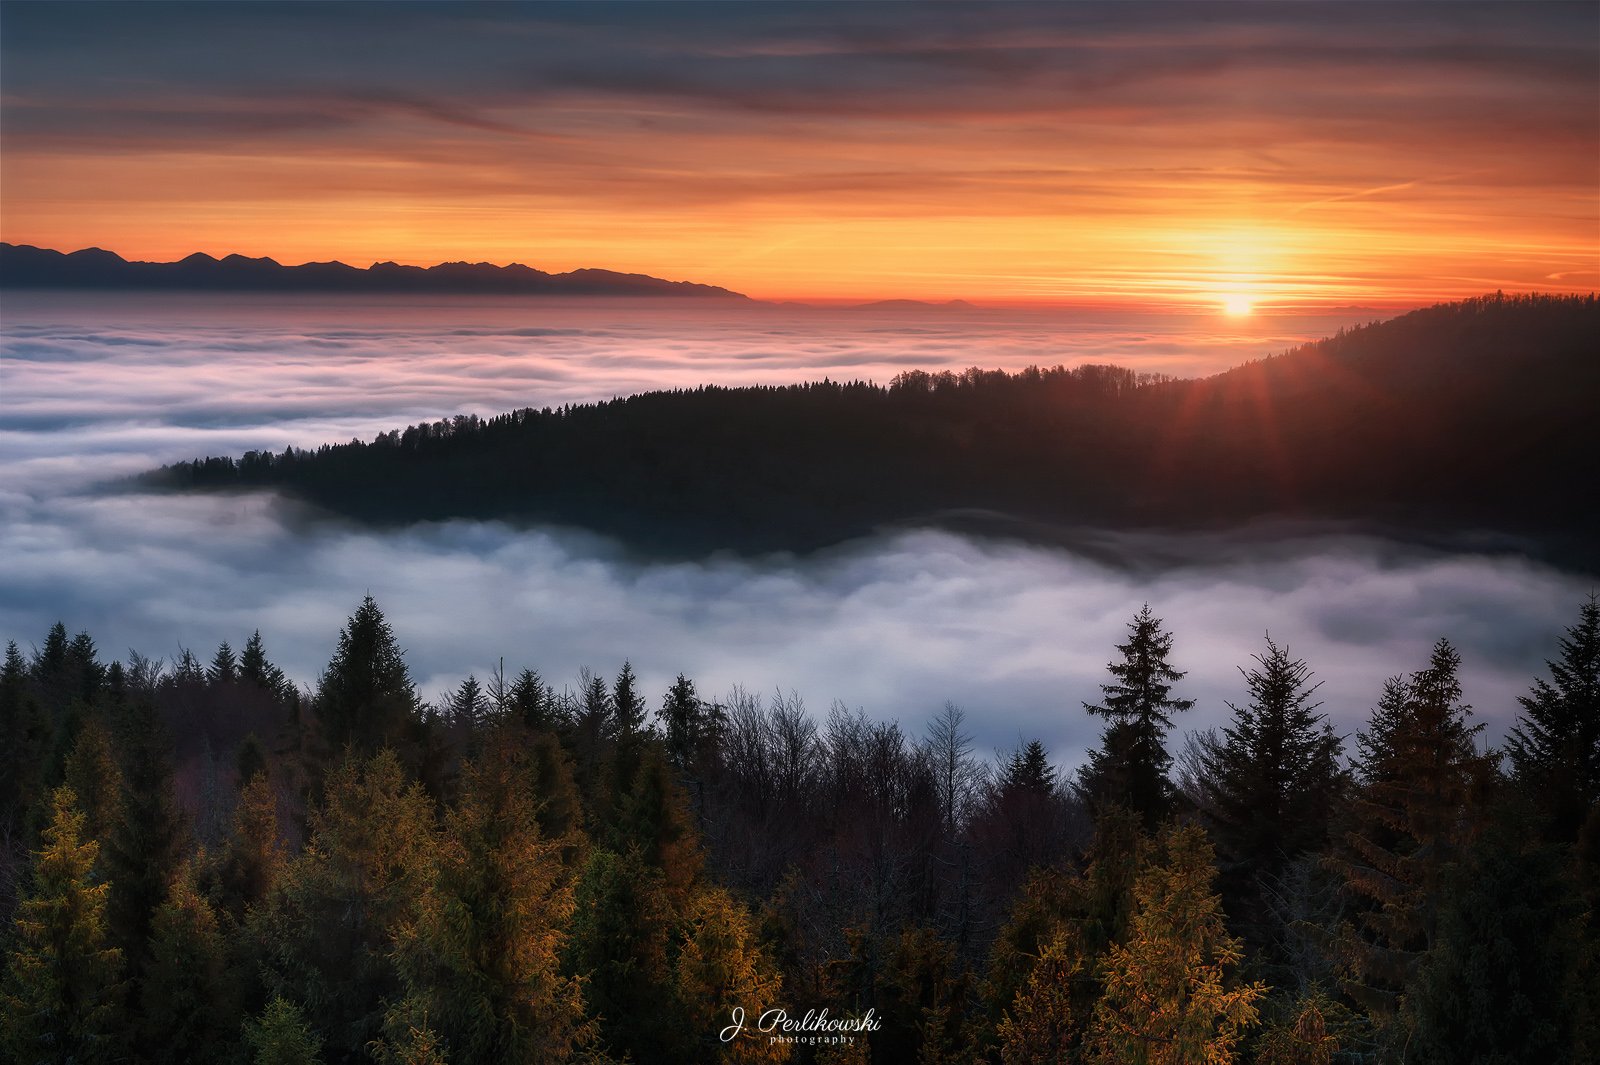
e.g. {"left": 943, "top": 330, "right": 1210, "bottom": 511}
{"left": 2, "top": 2, "right": 1596, "bottom": 307}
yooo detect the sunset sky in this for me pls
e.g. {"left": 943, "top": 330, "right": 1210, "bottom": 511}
{"left": 2, "top": 0, "right": 1596, "bottom": 306}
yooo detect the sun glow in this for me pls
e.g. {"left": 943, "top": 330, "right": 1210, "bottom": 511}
{"left": 1219, "top": 292, "right": 1255, "bottom": 316}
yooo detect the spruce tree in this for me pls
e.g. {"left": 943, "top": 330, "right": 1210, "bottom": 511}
{"left": 1, "top": 787, "right": 126, "bottom": 1065}
{"left": 1, "top": 640, "right": 49, "bottom": 841}
{"left": 1086, "top": 822, "right": 1265, "bottom": 1065}
{"left": 103, "top": 697, "right": 186, "bottom": 997}
{"left": 380, "top": 745, "right": 595, "bottom": 1064}
{"left": 673, "top": 886, "right": 789, "bottom": 1064}
{"left": 1330, "top": 639, "right": 1495, "bottom": 1034}
{"left": 259, "top": 750, "right": 437, "bottom": 1060}
{"left": 208, "top": 640, "right": 239, "bottom": 685}
{"left": 62, "top": 715, "right": 125, "bottom": 858}
{"left": 1076, "top": 605, "right": 1194, "bottom": 829}
{"left": 1507, "top": 595, "right": 1600, "bottom": 842}
{"left": 1199, "top": 635, "right": 1344, "bottom": 959}
{"left": 139, "top": 860, "right": 239, "bottom": 1064}
{"left": 243, "top": 996, "right": 325, "bottom": 1065}
{"left": 314, "top": 595, "right": 420, "bottom": 754}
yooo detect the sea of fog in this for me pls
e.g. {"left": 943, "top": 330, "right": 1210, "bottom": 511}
{"left": 0, "top": 292, "right": 1586, "bottom": 770}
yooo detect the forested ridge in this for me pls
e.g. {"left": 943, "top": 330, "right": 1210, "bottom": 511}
{"left": 148, "top": 294, "right": 1600, "bottom": 568}
{"left": 3, "top": 594, "right": 1597, "bottom": 1064}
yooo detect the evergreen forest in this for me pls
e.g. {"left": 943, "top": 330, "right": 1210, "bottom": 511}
{"left": 3, "top": 593, "right": 1597, "bottom": 1064}
{"left": 148, "top": 294, "right": 1600, "bottom": 571}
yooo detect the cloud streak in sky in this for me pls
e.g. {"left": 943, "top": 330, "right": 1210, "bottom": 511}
{"left": 1, "top": 2, "right": 1593, "bottom": 302}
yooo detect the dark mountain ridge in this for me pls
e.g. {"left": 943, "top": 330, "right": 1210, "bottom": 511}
{"left": 144, "top": 293, "right": 1599, "bottom": 569}
{"left": 0, "top": 241, "right": 748, "bottom": 298}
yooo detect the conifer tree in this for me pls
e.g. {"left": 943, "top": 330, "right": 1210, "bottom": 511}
{"left": 661, "top": 672, "right": 722, "bottom": 774}
{"left": 208, "top": 640, "right": 239, "bottom": 685}
{"left": 528, "top": 730, "right": 588, "bottom": 868}
{"left": 444, "top": 673, "right": 488, "bottom": 727}
{"left": 103, "top": 697, "right": 186, "bottom": 994}
{"left": 1199, "top": 636, "right": 1344, "bottom": 958}
{"left": 611, "top": 660, "right": 650, "bottom": 801}
{"left": 62, "top": 715, "right": 125, "bottom": 858}
{"left": 997, "top": 927, "right": 1081, "bottom": 1065}
{"left": 1076, "top": 605, "right": 1194, "bottom": 829}
{"left": 1330, "top": 639, "right": 1495, "bottom": 1033}
{"left": 1086, "top": 822, "right": 1264, "bottom": 1065}
{"left": 380, "top": 745, "right": 595, "bottom": 1064}
{"left": 243, "top": 996, "right": 325, "bottom": 1065}
{"left": 1, "top": 787, "right": 126, "bottom": 1065}
{"left": 509, "top": 667, "right": 557, "bottom": 732}
{"left": 139, "top": 860, "right": 239, "bottom": 1064}
{"left": 315, "top": 595, "right": 420, "bottom": 754}
{"left": 613, "top": 747, "right": 703, "bottom": 907}
{"left": 1, "top": 639, "right": 49, "bottom": 840}
{"left": 1404, "top": 805, "right": 1586, "bottom": 1065}
{"left": 218, "top": 770, "right": 286, "bottom": 919}
{"left": 1507, "top": 595, "right": 1600, "bottom": 842}
{"left": 673, "top": 886, "right": 789, "bottom": 1064}
{"left": 259, "top": 750, "right": 437, "bottom": 1060}
{"left": 565, "top": 847, "right": 683, "bottom": 1063}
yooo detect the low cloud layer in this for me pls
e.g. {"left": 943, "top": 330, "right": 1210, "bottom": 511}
{"left": 1, "top": 295, "right": 1585, "bottom": 777}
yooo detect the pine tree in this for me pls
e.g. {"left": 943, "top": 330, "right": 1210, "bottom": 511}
{"left": 673, "top": 886, "right": 789, "bottom": 1064}
{"left": 1199, "top": 635, "right": 1344, "bottom": 960}
{"left": 380, "top": 745, "right": 595, "bottom": 1064}
{"left": 1507, "top": 596, "right": 1600, "bottom": 842}
{"left": 103, "top": 697, "right": 186, "bottom": 996}
{"left": 444, "top": 673, "right": 488, "bottom": 727}
{"left": 1077, "top": 605, "right": 1194, "bottom": 829}
{"left": 1, "top": 787, "right": 126, "bottom": 1065}
{"left": 565, "top": 847, "right": 683, "bottom": 1063}
{"left": 218, "top": 770, "right": 286, "bottom": 919}
{"left": 208, "top": 640, "right": 239, "bottom": 685}
{"left": 139, "top": 860, "right": 239, "bottom": 1064}
{"left": 62, "top": 715, "right": 125, "bottom": 857}
{"left": 1086, "top": 822, "right": 1265, "bottom": 1065}
{"left": 661, "top": 672, "right": 721, "bottom": 774}
{"left": 1, "top": 640, "right": 49, "bottom": 840}
{"left": 1330, "top": 639, "right": 1494, "bottom": 1032}
{"left": 996, "top": 927, "right": 1081, "bottom": 1065}
{"left": 243, "top": 996, "right": 325, "bottom": 1065}
{"left": 259, "top": 750, "right": 438, "bottom": 1060}
{"left": 314, "top": 595, "right": 420, "bottom": 754}
{"left": 1404, "top": 805, "right": 1586, "bottom": 1065}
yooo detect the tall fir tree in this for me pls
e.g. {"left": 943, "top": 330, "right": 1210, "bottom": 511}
{"left": 138, "top": 859, "right": 240, "bottom": 1064}
{"left": 1329, "top": 639, "right": 1495, "bottom": 1035}
{"left": 208, "top": 640, "right": 239, "bottom": 685}
{"left": 1199, "top": 635, "right": 1345, "bottom": 962}
{"left": 1086, "top": 822, "right": 1265, "bottom": 1065}
{"left": 314, "top": 595, "right": 420, "bottom": 754}
{"left": 673, "top": 886, "right": 790, "bottom": 1064}
{"left": 1506, "top": 595, "right": 1600, "bottom": 842}
{"left": 1, "top": 787, "right": 126, "bottom": 1065}
{"left": 258, "top": 749, "right": 438, "bottom": 1061}
{"left": 243, "top": 996, "right": 325, "bottom": 1065}
{"left": 379, "top": 744, "right": 595, "bottom": 1064}
{"left": 1076, "top": 605, "right": 1194, "bottom": 829}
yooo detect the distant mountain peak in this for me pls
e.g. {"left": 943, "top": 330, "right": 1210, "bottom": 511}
{"left": 0, "top": 242, "right": 748, "bottom": 299}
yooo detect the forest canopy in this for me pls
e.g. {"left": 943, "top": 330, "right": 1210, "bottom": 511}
{"left": 145, "top": 294, "right": 1600, "bottom": 570}
{"left": 3, "top": 593, "right": 1597, "bottom": 1064}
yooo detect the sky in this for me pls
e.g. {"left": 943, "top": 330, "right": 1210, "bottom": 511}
{"left": 2, "top": 0, "right": 1596, "bottom": 306}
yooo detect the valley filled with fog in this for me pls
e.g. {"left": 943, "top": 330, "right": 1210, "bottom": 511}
{"left": 0, "top": 293, "right": 1584, "bottom": 767}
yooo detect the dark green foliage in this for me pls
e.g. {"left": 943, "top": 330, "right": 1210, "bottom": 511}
{"left": 1507, "top": 596, "right": 1600, "bottom": 843}
{"left": 139, "top": 861, "right": 240, "bottom": 1064}
{"left": 1077, "top": 605, "right": 1193, "bottom": 829}
{"left": 507, "top": 666, "right": 557, "bottom": 732}
{"left": 444, "top": 672, "right": 488, "bottom": 727}
{"left": 1331, "top": 639, "right": 1496, "bottom": 1034}
{"left": 243, "top": 995, "right": 325, "bottom": 1065}
{"left": 145, "top": 295, "right": 1600, "bottom": 567}
{"left": 1405, "top": 805, "right": 1587, "bottom": 1065}
{"left": 0, "top": 640, "right": 49, "bottom": 840}
{"left": 209, "top": 640, "right": 239, "bottom": 685}
{"left": 1199, "top": 636, "right": 1345, "bottom": 966}
{"left": 1, "top": 787, "right": 126, "bottom": 1065}
{"left": 314, "top": 595, "right": 420, "bottom": 755}
{"left": 661, "top": 672, "right": 721, "bottom": 774}
{"left": 565, "top": 847, "right": 684, "bottom": 1062}
{"left": 102, "top": 697, "right": 187, "bottom": 993}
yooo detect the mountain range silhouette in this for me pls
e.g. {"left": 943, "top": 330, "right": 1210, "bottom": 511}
{"left": 0, "top": 242, "right": 748, "bottom": 298}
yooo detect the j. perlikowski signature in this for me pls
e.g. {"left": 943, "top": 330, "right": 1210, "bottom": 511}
{"left": 720, "top": 1007, "right": 882, "bottom": 1043}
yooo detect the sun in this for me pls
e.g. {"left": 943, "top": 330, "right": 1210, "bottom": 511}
{"left": 1219, "top": 292, "right": 1255, "bottom": 316}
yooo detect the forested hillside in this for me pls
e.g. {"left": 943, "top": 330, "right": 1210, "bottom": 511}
{"left": 148, "top": 294, "right": 1600, "bottom": 568}
{"left": 3, "top": 595, "right": 1596, "bottom": 1063}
